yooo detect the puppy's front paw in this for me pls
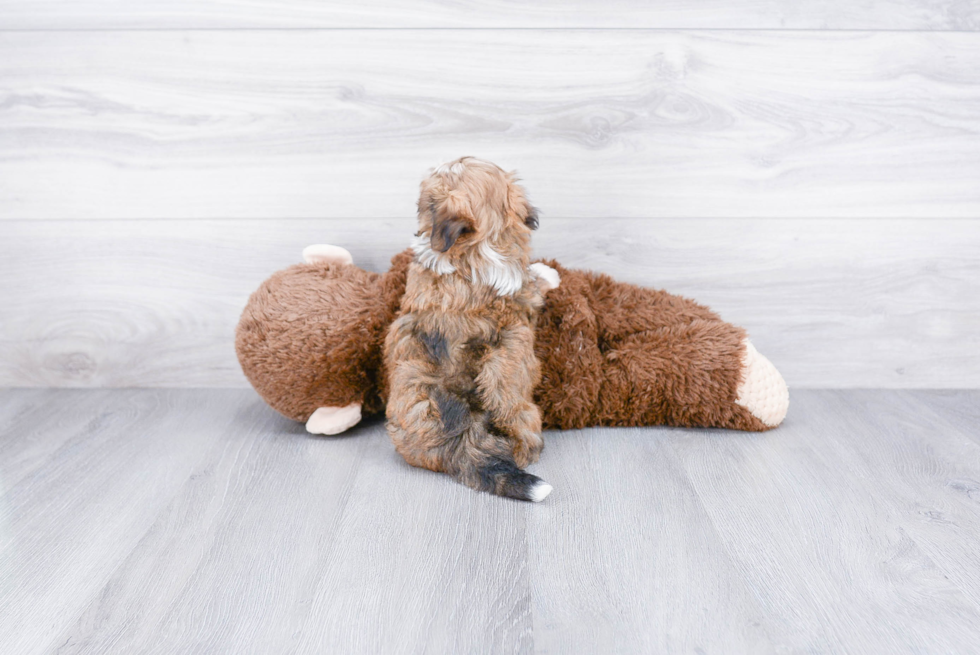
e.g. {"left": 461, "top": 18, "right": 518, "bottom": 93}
{"left": 530, "top": 263, "right": 561, "bottom": 292}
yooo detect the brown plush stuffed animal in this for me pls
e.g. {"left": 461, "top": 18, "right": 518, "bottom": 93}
{"left": 236, "top": 244, "right": 788, "bottom": 435}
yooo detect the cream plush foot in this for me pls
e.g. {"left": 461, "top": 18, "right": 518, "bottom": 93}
{"left": 302, "top": 244, "right": 353, "bottom": 266}
{"left": 735, "top": 340, "right": 789, "bottom": 428}
{"left": 530, "top": 263, "right": 561, "bottom": 292}
{"left": 305, "top": 403, "right": 362, "bottom": 435}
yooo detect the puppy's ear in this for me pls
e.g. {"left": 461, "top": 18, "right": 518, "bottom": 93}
{"left": 524, "top": 204, "right": 539, "bottom": 230}
{"left": 507, "top": 176, "right": 538, "bottom": 230}
{"left": 431, "top": 201, "right": 471, "bottom": 252}
{"left": 431, "top": 215, "right": 469, "bottom": 252}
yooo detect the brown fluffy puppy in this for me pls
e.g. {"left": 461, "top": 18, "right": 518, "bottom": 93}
{"left": 384, "top": 158, "right": 555, "bottom": 502}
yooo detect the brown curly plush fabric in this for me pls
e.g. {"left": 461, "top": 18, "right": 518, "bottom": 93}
{"left": 236, "top": 250, "right": 411, "bottom": 421}
{"left": 532, "top": 261, "right": 768, "bottom": 432}
{"left": 236, "top": 249, "right": 770, "bottom": 432}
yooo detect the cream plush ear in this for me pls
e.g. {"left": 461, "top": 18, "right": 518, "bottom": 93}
{"left": 530, "top": 263, "right": 561, "bottom": 292}
{"left": 306, "top": 403, "right": 363, "bottom": 435}
{"left": 302, "top": 244, "right": 353, "bottom": 266}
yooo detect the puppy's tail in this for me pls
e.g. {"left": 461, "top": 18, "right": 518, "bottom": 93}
{"left": 431, "top": 388, "right": 551, "bottom": 502}
{"left": 463, "top": 456, "right": 553, "bottom": 503}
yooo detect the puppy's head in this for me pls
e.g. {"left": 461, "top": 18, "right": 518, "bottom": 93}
{"left": 415, "top": 157, "right": 538, "bottom": 261}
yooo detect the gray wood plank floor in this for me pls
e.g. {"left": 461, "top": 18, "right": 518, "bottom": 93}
{"left": 2, "top": 389, "right": 979, "bottom": 654}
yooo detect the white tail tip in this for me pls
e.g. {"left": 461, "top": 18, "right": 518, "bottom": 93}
{"left": 529, "top": 481, "right": 553, "bottom": 502}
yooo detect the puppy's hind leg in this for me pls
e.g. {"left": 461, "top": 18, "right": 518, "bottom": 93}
{"left": 475, "top": 325, "right": 545, "bottom": 468}
{"left": 387, "top": 379, "right": 551, "bottom": 502}
{"left": 387, "top": 322, "right": 551, "bottom": 501}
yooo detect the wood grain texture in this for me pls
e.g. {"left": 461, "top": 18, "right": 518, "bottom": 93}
{"left": 294, "top": 422, "right": 534, "bottom": 655}
{"left": 527, "top": 427, "right": 775, "bottom": 653}
{"left": 836, "top": 390, "right": 980, "bottom": 609}
{"left": 668, "top": 391, "right": 980, "bottom": 653}
{"left": 3, "top": 389, "right": 980, "bottom": 653}
{"left": 899, "top": 390, "right": 980, "bottom": 447}
{"left": 2, "top": 217, "right": 977, "bottom": 389}
{"left": 3, "top": 30, "right": 980, "bottom": 220}
{"left": 0, "top": 389, "right": 118, "bottom": 489}
{"left": 1, "top": 0, "right": 978, "bottom": 30}
{"left": 0, "top": 389, "right": 243, "bottom": 654}
{"left": 53, "top": 396, "right": 363, "bottom": 654}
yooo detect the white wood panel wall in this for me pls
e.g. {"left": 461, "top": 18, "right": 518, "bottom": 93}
{"left": 1, "top": 4, "right": 978, "bottom": 389}
{"left": 2, "top": 218, "right": 977, "bottom": 389}
{"left": 3, "top": 31, "right": 980, "bottom": 220}
{"left": 1, "top": 0, "right": 978, "bottom": 30}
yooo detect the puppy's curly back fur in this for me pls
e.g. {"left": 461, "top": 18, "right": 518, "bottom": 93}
{"left": 384, "top": 158, "right": 552, "bottom": 501}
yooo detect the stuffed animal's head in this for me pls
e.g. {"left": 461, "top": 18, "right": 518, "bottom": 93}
{"left": 235, "top": 248, "right": 412, "bottom": 433}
